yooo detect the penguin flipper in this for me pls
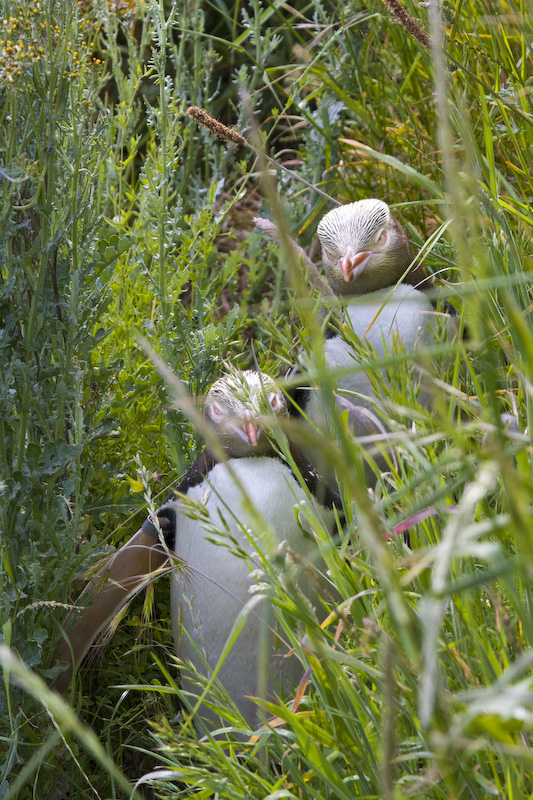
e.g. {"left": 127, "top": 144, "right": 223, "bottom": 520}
{"left": 288, "top": 442, "right": 342, "bottom": 512}
{"left": 52, "top": 530, "right": 168, "bottom": 692}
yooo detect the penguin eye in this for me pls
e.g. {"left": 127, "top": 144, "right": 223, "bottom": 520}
{"left": 376, "top": 229, "right": 388, "bottom": 247}
{"left": 211, "top": 403, "right": 225, "bottom": 419}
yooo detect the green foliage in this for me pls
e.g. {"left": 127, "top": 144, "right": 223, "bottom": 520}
{"left": 1, "top": 0, "right": 533, "bottom": 796}
{"left": 0, "top": 0, "right": 114, "bottom": 717}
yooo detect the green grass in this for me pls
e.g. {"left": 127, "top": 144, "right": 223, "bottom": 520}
{"left": 1, "top": 0, "right": 533, "bottom": 796}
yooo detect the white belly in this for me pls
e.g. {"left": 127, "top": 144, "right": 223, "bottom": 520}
{"left": 169, "top": 457, "right": 335, "bottom": 731}
{"left": 328, "top": 283, "right": 434, "bottom": 402}
{"left": 301, "top": 284, "right": 436, "bottom": 481}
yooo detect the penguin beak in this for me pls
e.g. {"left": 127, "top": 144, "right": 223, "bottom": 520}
{"left": 232, "top": 413, "right": 262, "bottom": 447}
{"left": 243, "top": 412, "right": 260, "bottom": 446}
{"left": 339, "top": 250, "right": 373, "bottom": 282}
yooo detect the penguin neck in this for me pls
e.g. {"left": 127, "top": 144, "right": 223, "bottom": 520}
{"left": 207, "top": 441, "right": 279, "bottom": 462}
{"left": 341, "top": 281, "right": 418, "bottom": 306}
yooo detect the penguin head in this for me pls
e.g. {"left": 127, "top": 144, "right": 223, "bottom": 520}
{"left": 317, "top": 199, "right": 413, "bottom": 296}
{"left": 204, "top": 370, "right": 288, "bottom": 457}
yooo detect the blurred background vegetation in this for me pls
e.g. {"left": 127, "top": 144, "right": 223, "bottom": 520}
{"left": 0, "top": 0, "right": 532, "bottom": 796}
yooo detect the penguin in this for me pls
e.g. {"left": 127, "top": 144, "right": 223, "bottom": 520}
{"left": 53, "top": 370, "right": 340, "bottom": 733}
{"left": 145, "top": 369, "right": 340, "bottom": 731}
{"left": 290, "top": 199, "right": 442, "bottom": 484}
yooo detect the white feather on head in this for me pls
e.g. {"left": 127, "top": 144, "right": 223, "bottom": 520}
{"left": 204, "top": 369, "right": 287, "bottom": 457}
{"left": 317, "top": 199, "right": 390, "bottom": 253}
{"left": 317, "top": 199, "right": 413, "bottom": 296}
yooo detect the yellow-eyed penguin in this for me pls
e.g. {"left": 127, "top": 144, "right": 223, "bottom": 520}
{"left": 317, "top": 198, "right": 421, "bottom": 295}
{"left": 53, "top": 370, "right": 340, "bottom": 732}
{"left": 292, "top": 199, "right": 438, "bottom": 482}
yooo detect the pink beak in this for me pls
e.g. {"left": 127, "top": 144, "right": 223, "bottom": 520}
{"left": 339, "top": 250, "right": 373, "bottom": 282}
{"left": 229, "top": 413, "right": 263, "bottom": 447}
{"left": 231, "top": 412, "right": 261, "bottom": 447}
{"left": 244, "top": 417, "right": 259, "bottom": 446}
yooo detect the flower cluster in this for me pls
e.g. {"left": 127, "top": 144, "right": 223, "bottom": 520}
{"left": 0, "top": 3, "right": 102, "bottom": 85}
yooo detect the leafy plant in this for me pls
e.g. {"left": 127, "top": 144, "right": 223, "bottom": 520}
{"left": 1, "top": 0, "right": 532, "bottom": 796}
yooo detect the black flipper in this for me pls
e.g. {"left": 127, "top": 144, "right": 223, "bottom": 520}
{"left": 141, "top": 449, "right": 218, "bottom": 549}
{"left": 288, "top": 442, "right": 342, "bottom": 514}
{"left": 284, "top": 365, "right": 311, "bottom": 421}
{"left": 284, "top": 310, "right": 339, "bottom": 421}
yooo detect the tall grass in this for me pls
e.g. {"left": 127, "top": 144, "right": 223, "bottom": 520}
{"left": 1, "top": 0, "right": 532, "bottom": 796}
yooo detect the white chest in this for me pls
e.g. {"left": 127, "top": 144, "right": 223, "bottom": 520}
{"left": 168, "top": 457, "right": 335, "bottom": 730}
{"left": 299, "top": 284, "right": 436, "bottom": 484}
{"left": 328, "top": 283, "right": 434, "bottom": 372}
{"left": 307, "top": 284, "right": 434, "bottom": 408}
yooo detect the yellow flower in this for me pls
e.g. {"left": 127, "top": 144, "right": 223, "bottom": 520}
{"left": 126, "top": 475, "right": 144, "bottom": 494}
